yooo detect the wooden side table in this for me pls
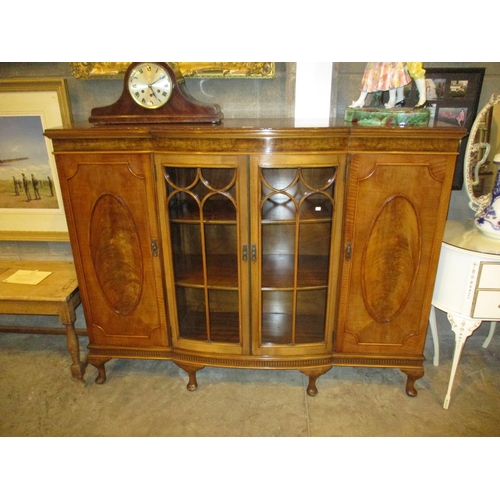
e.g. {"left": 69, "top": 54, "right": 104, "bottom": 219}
{"left": 0, "top": 260, "right": 86, "bottom": 380}
{"left": 430, "top": 220, "right": 500, "bottom": 409}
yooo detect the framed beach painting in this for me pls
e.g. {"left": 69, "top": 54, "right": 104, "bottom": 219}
{"left": 0, "top": 78, "right": 73, "bottom": 240}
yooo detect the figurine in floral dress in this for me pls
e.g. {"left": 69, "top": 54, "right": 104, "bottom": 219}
{"left": 350, "top": 62, "right": 412, "bottom": 109}
{"left": 396, "top": 62, "right": 430, "bottom": 108}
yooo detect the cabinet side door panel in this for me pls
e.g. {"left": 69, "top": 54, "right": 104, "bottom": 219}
{"left": 56, "top": 153, "right": 168, "bottom": 348}
{"left": 337, "top": 153, "right": 454, "bottom": 356}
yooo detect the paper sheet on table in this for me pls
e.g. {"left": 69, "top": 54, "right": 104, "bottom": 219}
{"left": 2, "top": 269, "right": 52, "bottom": 285}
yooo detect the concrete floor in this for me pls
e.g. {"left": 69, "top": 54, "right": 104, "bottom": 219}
{"left": 1, "top": 305, "right": 499, "bottom": 437}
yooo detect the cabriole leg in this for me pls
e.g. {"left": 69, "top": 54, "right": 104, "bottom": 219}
{"left": 299, "top": 367, "right": 332, "bottom": 396}
{"left": 444, "top": 314, "right": 481, "bottom": 409}
{"left": 89, "top": 357, "right": 111, "bottom": 384}
{"left": 482, "top": 322, "right": 497, "bottom": 349}
{"left": 428, "top": 305, "right": 440, "bottom": 366}
{"left": 174, "top": 362, "right": 204, "bottom": 391}
{"left": 400, "top": 368, "right": 424, "bottom": 397}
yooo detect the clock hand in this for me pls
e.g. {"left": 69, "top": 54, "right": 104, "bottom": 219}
{"left": 150, "top": 75, "right": 166, "bottom": 86}
{"left": 148, "top": 84, "right": 161, "bottom": 101}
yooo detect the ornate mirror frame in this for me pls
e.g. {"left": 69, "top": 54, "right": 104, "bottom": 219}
{"left": 464, "top": 93, "right": 500, "bottom": 213}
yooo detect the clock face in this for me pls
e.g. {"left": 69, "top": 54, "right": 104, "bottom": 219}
{"left": 128, "top": 63, "right": 173, "bottom": 109}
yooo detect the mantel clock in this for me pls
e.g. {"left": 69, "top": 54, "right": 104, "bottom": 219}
{"left": 89, "top": 62, "right": 223, "bottom": 125}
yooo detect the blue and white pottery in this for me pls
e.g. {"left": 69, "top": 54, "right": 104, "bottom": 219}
{"left": 474, "top": 155, "right": 500, "bottom": 239}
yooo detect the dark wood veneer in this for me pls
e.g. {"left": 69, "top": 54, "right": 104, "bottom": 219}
{"left": 45, "top": 120, "right": 465, "bottom": 397}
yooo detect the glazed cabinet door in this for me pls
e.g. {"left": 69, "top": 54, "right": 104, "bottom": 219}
{"left": 156, "top": 154, "right": 250, "bottom": 355}
{"left": 336, "top": 153, "right": 456, "bottom": 358}
{"left": 250, "top": 154, "right": 345, "bottom": 357}
{"left": 55, "top": 153, "right": 169, "bottom": 348}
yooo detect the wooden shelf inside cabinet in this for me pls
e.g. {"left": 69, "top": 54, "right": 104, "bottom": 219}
{"left": 261, "top": 255, "right": 330, "bottom": 289}
{"left": 178, "top": 311, "right": 241, "bottom": 343}
{"left": 169, "top": 198, "right": 237, "bottom": 223}
{"left": 173, "top": 254, "right": 239, "bottom": 289}
{"left": 262, "top": 313, "right": 326, "bottom": 344}
{"left": 261, "top": 197, "right": 333, "bottom": 222}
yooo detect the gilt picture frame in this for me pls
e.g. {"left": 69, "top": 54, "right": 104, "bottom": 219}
{"left": 404, "top": 67, "right": 485, "bottom": 190}
{"left": 70, "top": 62, "right": 275, "bottom": 79}
{"left": 0, "top": 78, "right": 73, "bottom": 241}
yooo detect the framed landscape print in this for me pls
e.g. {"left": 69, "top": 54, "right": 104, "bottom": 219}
{"left": 404, "top": 67, "right": 485, "bottom": 190}
{"left": 0, "top": 78, "right": 73, "bottom": 240}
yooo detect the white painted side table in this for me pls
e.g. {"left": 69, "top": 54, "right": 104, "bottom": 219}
{"left": 430, "top": 219, "right": 500, "bottom": 409}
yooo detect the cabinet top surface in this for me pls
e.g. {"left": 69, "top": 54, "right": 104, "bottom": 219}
{"left": 44, "top": 118, "right": 467, "bottom": 139}
{"left": 443, "top": 219, "right": 500, "bottom": 255}
{"left": 44, "top": 119, "right": 467, "bottom": 156}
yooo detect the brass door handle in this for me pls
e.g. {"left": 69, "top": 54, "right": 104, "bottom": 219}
{"left": 346, "top": 242, "right": 352, "bottom": 261}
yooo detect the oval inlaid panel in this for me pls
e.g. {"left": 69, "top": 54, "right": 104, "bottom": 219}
{"left": 90, "top": 194, "right": 143, "bottom": 315}
{"left": 362, "top": 196, "right": 421, "bottom": 323}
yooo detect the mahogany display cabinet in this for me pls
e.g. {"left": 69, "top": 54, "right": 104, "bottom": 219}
{"left": 45, "top": 120, "right": 466, "bottom": 397}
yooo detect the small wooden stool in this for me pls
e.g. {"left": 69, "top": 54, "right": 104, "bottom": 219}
{"left": 0, "top": 260, "right": 86, "bottom": 379}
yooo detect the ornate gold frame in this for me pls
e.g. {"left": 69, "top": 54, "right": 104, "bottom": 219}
{"left": 70, "top": 62, "right": 275, "bottom": 79}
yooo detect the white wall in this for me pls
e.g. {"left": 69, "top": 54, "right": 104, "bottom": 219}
{"left": 294, "top": 62, "right": 333, "bottom": 127}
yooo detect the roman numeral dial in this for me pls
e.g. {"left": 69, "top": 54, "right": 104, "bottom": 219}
{"left": 128, "top": 62, "right": 173, "bottom": 109}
